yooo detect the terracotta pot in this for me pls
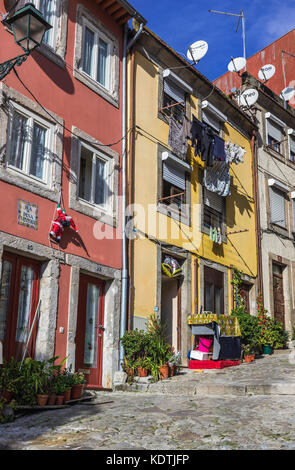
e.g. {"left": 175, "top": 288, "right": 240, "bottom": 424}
{"left": 47, "top": 394, "right": 56, "bottom": 406}
{"left": 244, "top": 354, "right": 255, "bottom": 363}
{"left": 159, "top": 365, "right": 169, "bottom": 379}
{"left": 55, "top": 395, "right": 64, "bottom": 406}
{"left": 137, "top": 367, "right": 148, "bottom": 377}
{"left": 1, "top": 390, "right": 13, "bottom": 403}
{"left": 64, "top": 388, "right": 71, "bottom": 403}
{"left": 36, "top": 394, "right": 49, "bottom": 406}
{"left": 71, "top": 384, "right": 84, "bottom": 400}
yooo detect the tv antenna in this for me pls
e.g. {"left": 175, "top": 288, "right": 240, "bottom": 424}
{"left": 280, "top": 50, "right": 295, "bottom": 107}
{"left": 258, "top": 64, "right": 276, "bottom": 82}
{"left": 209, "top": 9, "right": 246, "bottom": 67}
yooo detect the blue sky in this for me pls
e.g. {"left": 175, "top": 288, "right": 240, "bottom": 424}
{"left": 130, "top": 0, "right": 295, "bottom": 80}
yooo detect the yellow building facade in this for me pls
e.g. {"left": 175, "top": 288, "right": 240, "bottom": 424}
{"left": 127, "top": 28, "right": 258, "bottom": 363}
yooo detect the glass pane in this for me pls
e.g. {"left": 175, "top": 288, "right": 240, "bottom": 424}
{"left": 0, "top": 261, "right": 12, "bottom": 344}
{"left": 16, "top": 266, "right": 34, "bottom": 348}
{"left": 39, "top": 0, "right": 56, "bottom": 47}
{"left": 204, "top": 282, "right": 214, "bottom": 312}
{"left": 83, "top": 27, "right": 95, "bottom": 76}
{"left": 79, "top": 146, "right": 93, "bottom": 202}
{"left": 97, "top": 38, "right": 108, "bottom": 87}
{"left": 30, "top": 123, "right": 46, "bottom": 179}
{"left": 84, "top": 284, "right": 100, "bottom": 366}
{"left": 94, "top": 157, "right": 106, "bottom": 205}
{"left": 215, "top": 286, "right": 224, "bottom": 314}
{"left": 10, "top": 112, "right": 29, "bottom": 170}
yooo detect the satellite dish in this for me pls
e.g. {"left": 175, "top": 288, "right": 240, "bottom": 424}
{"left": 238, "top": 88, "right": 258, "bottom": 107}
{"left": 280, "top": 87, "right": 295, "bottom": 102}
{"left": 187, "top": 40, "right": 208, "bottom": 63}
{"left": 258, "top": 64, "right": 276, "bottom": 82}
{"left": 228, "top": 57, "right": 246, "bottom": 73}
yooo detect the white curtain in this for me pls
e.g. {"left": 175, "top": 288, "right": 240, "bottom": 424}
{"left": 83, "top": 27, "right": 94, "bottom": 76}
{"left": 39, "top": 0, "right": 56, "bottom": 47}
{"left": 84, "top": 284, "right": 100, "bottom": 366}
{"left": 30, "top": 124, "right": 46, "bottom": 179}
{"left": 10, "top": 112, "right": 28, "bottom": 170}
{"left": 16, "top": 266, "right": 34, "bottom": 344}
{"left": 97, "top": 38, "right": 108, "bottom": 87}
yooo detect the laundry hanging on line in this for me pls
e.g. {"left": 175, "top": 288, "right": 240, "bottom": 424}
{"left": 225, "top": 141, "right": 246, "bottom": 164}
{"left": 168, "top": 115, "right": 191, "bottom": 160}
{"left": 190, "top": 116, "right": 226, "bottom": 167}
{"left": 204, "top": 160, "right": 231, "bottom": 197}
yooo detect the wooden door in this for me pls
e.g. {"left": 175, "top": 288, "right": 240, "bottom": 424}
{"left": 239, "top": 283, "right": 250, "bottom": 314}
{"left": 0, "top": 253, "right": 40, "bottom": 361}
{"left": 273, "top": 264, "right": 285, "bottom": 328}
{"left": 75, "top": 274, "right": 105, "bottom": 389}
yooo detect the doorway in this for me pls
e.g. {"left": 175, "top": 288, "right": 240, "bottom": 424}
{"left": 75, "top": 274, "right": 105, "bottom": 389}
{"left": 161, "top": 276, "right": 181, "bottom": 351}
{"left": 272, "top": 263, "right": 285, "bottom": 328}
{"left": 0, "top": 252, "right": 40, "bottom": 361}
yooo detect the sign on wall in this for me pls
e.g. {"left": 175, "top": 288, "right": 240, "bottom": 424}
{"left": 17, "top": 200, "right": 39, "bottom": 231}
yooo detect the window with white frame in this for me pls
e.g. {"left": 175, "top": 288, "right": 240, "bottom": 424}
{"left": 268, "top": 180, "right": 287, "bottom": 228}
{"left": 32, "top": 0, "right": 58, "bottom": 50}
{"left": 265, "top": 114, "right": 285, "bottom": 154}
{"left": 78, "top": 143, "right": 111, "bottom": 211}
{"left": 8, "top": 103, "right": 52, "bottom": 184}
{"left": 81, "top": 19, "right": 112, "bottom": 91}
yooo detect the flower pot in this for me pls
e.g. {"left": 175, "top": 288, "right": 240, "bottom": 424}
{"left": 159, "top": 365, "right": 169, "bottom": 379}
{"left": 1, "top": 390, "right": 13, "bottom": 403}
{"left": 137, "top": 367, "right": 148, "bottom": 377}
{"left": 64, "top": 388, "right": 71, "bottom": 403}
{"left": 263, "top": 344, "right": 272, "bottom": 355}
{"left": 71, "top": 384, "right": 84, "bottom": 400}
{"left": 36, "top": 394, "right": 49, "bottom": 406}
{"left": 56, "top": 395, "right": 64, "bottom": 406}
{"left": 244, "top": 354, "right": 255, "bottom": 363}
{"left": 47, "top": 394, "right": 56, "bottom": 406}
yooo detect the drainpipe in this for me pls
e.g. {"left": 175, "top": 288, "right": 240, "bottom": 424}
{"left": 251, "top": 129, "right": 264, "bottom": 301}
{"left": 119, "top": 22, "right": 144, "bottom": 371}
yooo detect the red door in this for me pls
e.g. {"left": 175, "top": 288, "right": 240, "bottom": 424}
{"left": 75, "top": 274, "right": 105, "bottom": 389}
{"left": 0, "top": 252, "right": 40, "bottom": 361}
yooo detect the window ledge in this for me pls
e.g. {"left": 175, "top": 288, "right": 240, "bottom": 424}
{"left": 157, "top": 202, "right": 191, "bottom": 227}
{"left": 73, "top": 68, "right": 119, "bottom": 108}
{"left": 35, "top": 44, "right": 66, "bottom": 70}
{"left": 263, "top": 145, "right": 286, "bottom": 162}
{"left": 0, "top": 166, "right": 60, "bottom": 203}
{"left": 71, "top": 197, "right": 117, "bottom": 228}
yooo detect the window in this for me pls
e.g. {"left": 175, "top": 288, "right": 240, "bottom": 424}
{"left": 8, "top": 104, "right": 52, "bottom": 184}
{"left": 269, "top": 186, "right": 286, "bottom": 228}
{"left": 201, "top": 101, "right": 227, "bottom": 136}
{"left": 160, "top": 153, "right": 189, "bottom": 211}
{"left": 33, "top": 0, "right": 58, "bottom": 50}
{"left": 78, "top": 143, "right": 111, "bottom": 211}
{"left": 162, "top": 78, "right": 186, "bottom": 123}
{"left": 81, "top": 19, "right": 112, "bottom": 90}
{"left": 204, "top": 266, "right": 224, "bottom": 314}
{"left": 289, "top": 135, "right": 295, "bottom": 163}
{"left": 203, "top": 188, "right": 225, "bottom": 233}
{"left": 265, "top": 114, "right": 285, "bottom": 154}
{"left": 291, "top": 195, "right": 295, "bottom": 232}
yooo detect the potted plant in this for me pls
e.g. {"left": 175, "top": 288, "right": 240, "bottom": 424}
{"left": 260, "top": 330, "right": 274, "bottom": 354}
{"left": 53, "top": 374, "right": 68, "bottom": 405}
{"left": 168, "top": 351, "right": 181, "bottom": 376}
{"left": 136, "top": 358, "right": 149, "bottom": 377}
{"left": 243, "top": 344, "right": 255, "bottom": 362}
{"left": 0, "top": 358, "right": 20, "bottom": 403}
{"left": 70, "top": 372, "right": 85, "bottom": 400}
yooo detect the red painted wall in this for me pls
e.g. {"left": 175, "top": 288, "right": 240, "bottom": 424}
{"left": 0, "top": 0, "right": 123, "bottom": 269}
{"left": 214, "top": 29, "right": 295, "bottom": 109}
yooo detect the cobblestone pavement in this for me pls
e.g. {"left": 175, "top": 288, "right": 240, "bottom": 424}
{"left": 1, "top": 351, "right": 295, "bottom": 451}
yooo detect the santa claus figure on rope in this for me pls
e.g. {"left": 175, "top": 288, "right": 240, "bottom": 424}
{"left": 49, "top": 204, "right": 78, "bottom": 243}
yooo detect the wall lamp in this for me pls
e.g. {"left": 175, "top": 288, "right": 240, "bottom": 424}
{"left": 0, "top": 3, "right": 52, "bottom": 80}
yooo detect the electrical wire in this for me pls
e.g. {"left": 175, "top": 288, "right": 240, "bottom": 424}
{"left": 12, "top": 67, "right": 134, "bottom": 149}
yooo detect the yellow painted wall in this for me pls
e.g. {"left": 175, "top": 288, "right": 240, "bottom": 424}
{"left": 130, "top": 50, "right": 257, "bottom": 320}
